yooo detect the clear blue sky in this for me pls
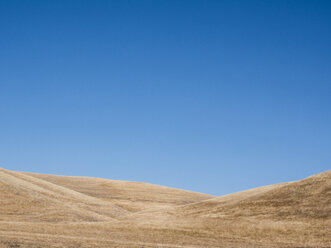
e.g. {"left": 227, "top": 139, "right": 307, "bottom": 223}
{"left": 0, "top": 0, "right": 330, "bottom": 195}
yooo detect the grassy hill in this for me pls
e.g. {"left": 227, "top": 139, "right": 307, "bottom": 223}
{"left": 0, "top": 168, "right": 329, "bottom": 247}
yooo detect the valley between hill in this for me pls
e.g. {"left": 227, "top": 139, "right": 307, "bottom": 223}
{"left": 0, "top": 168, "right": 330, "bottom": 247}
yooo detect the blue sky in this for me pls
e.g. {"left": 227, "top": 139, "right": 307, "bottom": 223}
{"left": 0, "top": 0, "right": 330, "bottom": 195}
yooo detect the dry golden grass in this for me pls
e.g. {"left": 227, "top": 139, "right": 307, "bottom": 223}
{"left": 0, "top": 168, "right": 330, "bottom": 247}
{"left": 23, "top": 171, "right": 213, "bottom": 213}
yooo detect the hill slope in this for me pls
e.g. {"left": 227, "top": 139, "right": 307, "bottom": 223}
{"left": 158, "top": 170, "right": 331, "bottom": 220}
{"left": 127, "top": 171, "right": 331, "bottom": 247}
{"left": 23, "top": 171, "right": 214, "bottom": 212}
{"left": 0, "top": 168, "right": 330, "bottom": 248}
{"left": 0, "top": 168, "right": 127, "bottom": 222}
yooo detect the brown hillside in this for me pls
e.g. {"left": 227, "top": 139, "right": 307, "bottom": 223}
{"left": 0, "top": 168, "right": 126, "bottom": 222}
{"left": 0, "top": 168, "right": 330, "bottom": 248}
{"left": 23, "top": 171, "right": 214, "bottom": 212}
{"left": 127, "top": 171, "right": 331, "bottom": 247}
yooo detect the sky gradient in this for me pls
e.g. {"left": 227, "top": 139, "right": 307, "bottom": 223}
{"left": 1, "top": 0, "right": 330, "bottom": 195}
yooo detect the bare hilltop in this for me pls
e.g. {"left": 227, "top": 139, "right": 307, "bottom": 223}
{"left": 0, "top": 168, "right": 330, "bottom": 247}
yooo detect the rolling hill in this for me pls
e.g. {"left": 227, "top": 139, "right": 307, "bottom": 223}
{"left": 0, "top": 168, "right": 330, "bottom": 247}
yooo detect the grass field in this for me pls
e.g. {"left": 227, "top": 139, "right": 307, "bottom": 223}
{"left": 0, "top": 168, "right": 330, "bottom": 247}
